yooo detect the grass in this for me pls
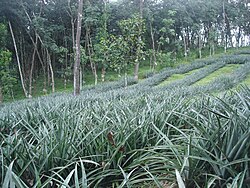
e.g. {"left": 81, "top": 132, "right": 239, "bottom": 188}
{"left": 158, "top": 68, "right": 202, "bottom": 86}
{"left": 193, "top": 64, "right": 241, "bottom": 86}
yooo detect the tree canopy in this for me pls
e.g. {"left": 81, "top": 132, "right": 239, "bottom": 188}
{"left": 0, "top": 0, "right": 249, "bottom": 100}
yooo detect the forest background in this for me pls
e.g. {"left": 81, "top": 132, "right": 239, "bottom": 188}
{"left": 0, "top": 0, "right": 249, "bottom": 102}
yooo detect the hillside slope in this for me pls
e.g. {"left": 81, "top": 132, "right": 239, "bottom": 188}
{"left": 1, "top": 53, "right": 250, "bottom": 187}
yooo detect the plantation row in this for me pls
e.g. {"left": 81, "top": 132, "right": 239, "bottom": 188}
{"left": 0, "top": 54, "right": 250, "bottom": 187}
{"left": 141, "top": 55, "right": 250, "bottom": 88}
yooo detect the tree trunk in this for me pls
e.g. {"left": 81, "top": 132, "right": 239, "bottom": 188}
{"left": 134, "top": 63, "right": 139, "bottom": 81}
{"left": 183, "top": 31, "right": 188, "bottom": 59}
{"left": 80, "top": 66, "right": 82, "bottom": 90}
{"left": 64, "top": 76, "right": 67, "bottom": 89}
{"left": 23, "top": 4, "right": 47, "bottom": 93}
{"left": 86, "top": 28, "right": 98, "bottom": 85}
{"left": 150, "top": 22, "right": 157, "bottom": 71}
{"left": 46, "top": 52, "right": 50, "bottom": 88}
{"left": 89, "top": 31, "right": 97, "bottom": 85}
{"left": 20, "top": 35, "right": 26, "bottom": 82}
{"left": 212, "top": 43, "right": 215, "bottom": 55}
{"left": 73, "top": 0, "right": 84, "bottom": 96}
{"left": 71, "top": 18, "right": 75, "bottom": 54}
{"left": 41, "top": 48, "right": 47, "bottom": 93}
{"left": 0, "top": 87, "right": 2, "bottom": 103}
{"left": 27, "top": 32, "right": 46, "bottom": 92}
{"left": 81, "top": 64, "right": 85, "bottom": 87}
{"left": 198, "top": 32, "right": 202, "bottom": 59}
{"left": 67, "top": 0, "right": 76, "bottom": 58}
{"left": 223, "top": 1, "right": 227, "bottom": 53}
{"left": 80, "top": 65, "right": 84, "bottom": 90}
{"left": 29, "top": 45, "right": 36, "bottom": 98}
{"left": 46, "top": 50, "right": 55, "bottom": 93}
{"left": 9, "top": 21, "right": 28, "bottom": 98}
{"left": 237, "top": 27, "right": 241, "bottom": 48}
{"left": 134, "top": 0, "right": 143, "bottom": 82}
{"left": 118, "top": 68, "right": 121, "bottom": 78}
{"left": 149, "top": 55, "right": 152, "bottom": 70}
{"left": 101, "top": 67, "right": 105, "bottom": 82}
{"left": 64, "top": 32, "right": 68, "bottom": 89}
{"left": 28, "top": 34, "right": 38, "bottom": 98}
{"left": 124, "top": 72, "right": 128, "bottom": 88}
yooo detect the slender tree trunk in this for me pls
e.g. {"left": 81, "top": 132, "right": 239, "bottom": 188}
{"left": 27, "top": 32, "right": 46, "bottom": 92}
{"left": 101, "top": 67, "right": 105, "bottom": 82}
{"left": 89, "top": 31, "right": 97, "bottom": 85}
{"left": 0, "top": 87, "right": 2, "bottom": 103}
{"left": 183, "top": 31, "right": 188, "bottom": 59}
{"left": 198, "top": 32, "right": 202, "bottom": 59}
{"left": 134, "top": 63, "right": 139, "bottom": 81}
{"left": 124, "top": 72, "right": 128, "bottom": 88}
{"left": 28, "top": 34, "right": 38, "bottom": 98}
{"left": 47, "top": 54, "right": 50, "bottom": 87}
{"left": 64, "top": 33, "right": 68, "bottom": 89}
{"left": 29, "top": 45, "right": 36, "bottom": 98}
{"left": 46, "top": 49, "right": 55, "bottom": 93}
{"left": 23, "top": 3, "right": 49, "bottom": 94}
{"left": 67, "top": 0, "right": 76, "bottom": 58}
{"left": 237, "top": 27, "right": 241, "bottom": 48}
{"left": 101, "top": 56, "right": 106, "bottom": 82}
{"left": 91, "top": 57, "right": 97, "bottom": 86}
{"left": 150, "top": 21, "right": 157, "bottom": 71}
{"left": 102, "top": 0, "right": 108, "bottom": 82}
{"left": 20, "top": 34, "right": 25, "bottom": 78}
{"left": 212, "top": 43, "right": 215, "bottom": 55}
{"left": 73, "top": 0, "right": 84, "bottom": 96}
{"left": 80, "top": 66, "right": 83, "bottom": 90}
{"left": 71, "top": 18, "right": 75, "bottom": 53}
{"left": 134, "top": 0, "right": 143, "bottom": 81}
{"left": 223, "top": 1, "right": 227, "bottom": 53}
{"left": 86, "top": 28, "right": 98, "bottom": 85}
{"left": 149, "top": 55, "right": 152, "bottom": 70}
{"left": 81, "top": 64, "right": 85, "bottom": 85}
{"left": 64, "top": 75, "right": 67, "bottom": 89}
{"left": 42, "top": 50, "right": 47, "bottom": 94}
{"left": 118, "top": 68, "right": 121, "bottom": 78}
{"left": 9, "top": 21, "right": 28, "bottom": 98}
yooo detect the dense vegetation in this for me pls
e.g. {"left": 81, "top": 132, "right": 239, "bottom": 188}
{"left": 1, "top": 0, "right": 250, "bottom": 187}
{"left": 0, "top": 0, "right": 250, "bottom": 101}
{"left": 1, "top": 51, "right": 250, "bottom": 187}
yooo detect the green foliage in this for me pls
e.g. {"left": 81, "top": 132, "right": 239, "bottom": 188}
{"left": 0, "top": 22, "right": 17, "bottom": 99}
{"left": 0, "top": 50, "right": 17, "bottom": 94}
{"left": 94, "top": 31, "right": 111, "bottom": 69}
{"left": 156, "top": 51, "right": 175, "bottom": 67}
{"left": 0, "top": 23, "right": 7, "bottom": 47}
{"left": 118, "top": 14, "right": 146, "bottom": 64}
{"left": 80, "top": 46, "right": 88, "bottom": 65}
{"left": 158, "top": 10, "right": 176, "bottom": 49}
{"left": 84, "top": 0, "right": 100, "bottom": 27}
{"left": 109, "top": 35, "right": 129, "bottom": 74}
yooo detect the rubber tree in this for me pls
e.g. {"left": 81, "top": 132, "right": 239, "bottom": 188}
{"left": 9, "top": 21, "right": 28, "bottom": 98}
{"left": 73, "top": 0, "right": 84, "bottom": 96}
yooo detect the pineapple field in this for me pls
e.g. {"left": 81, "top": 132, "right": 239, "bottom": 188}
{"left": 1, "top": 52, "right": 250, "bottom": 187}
